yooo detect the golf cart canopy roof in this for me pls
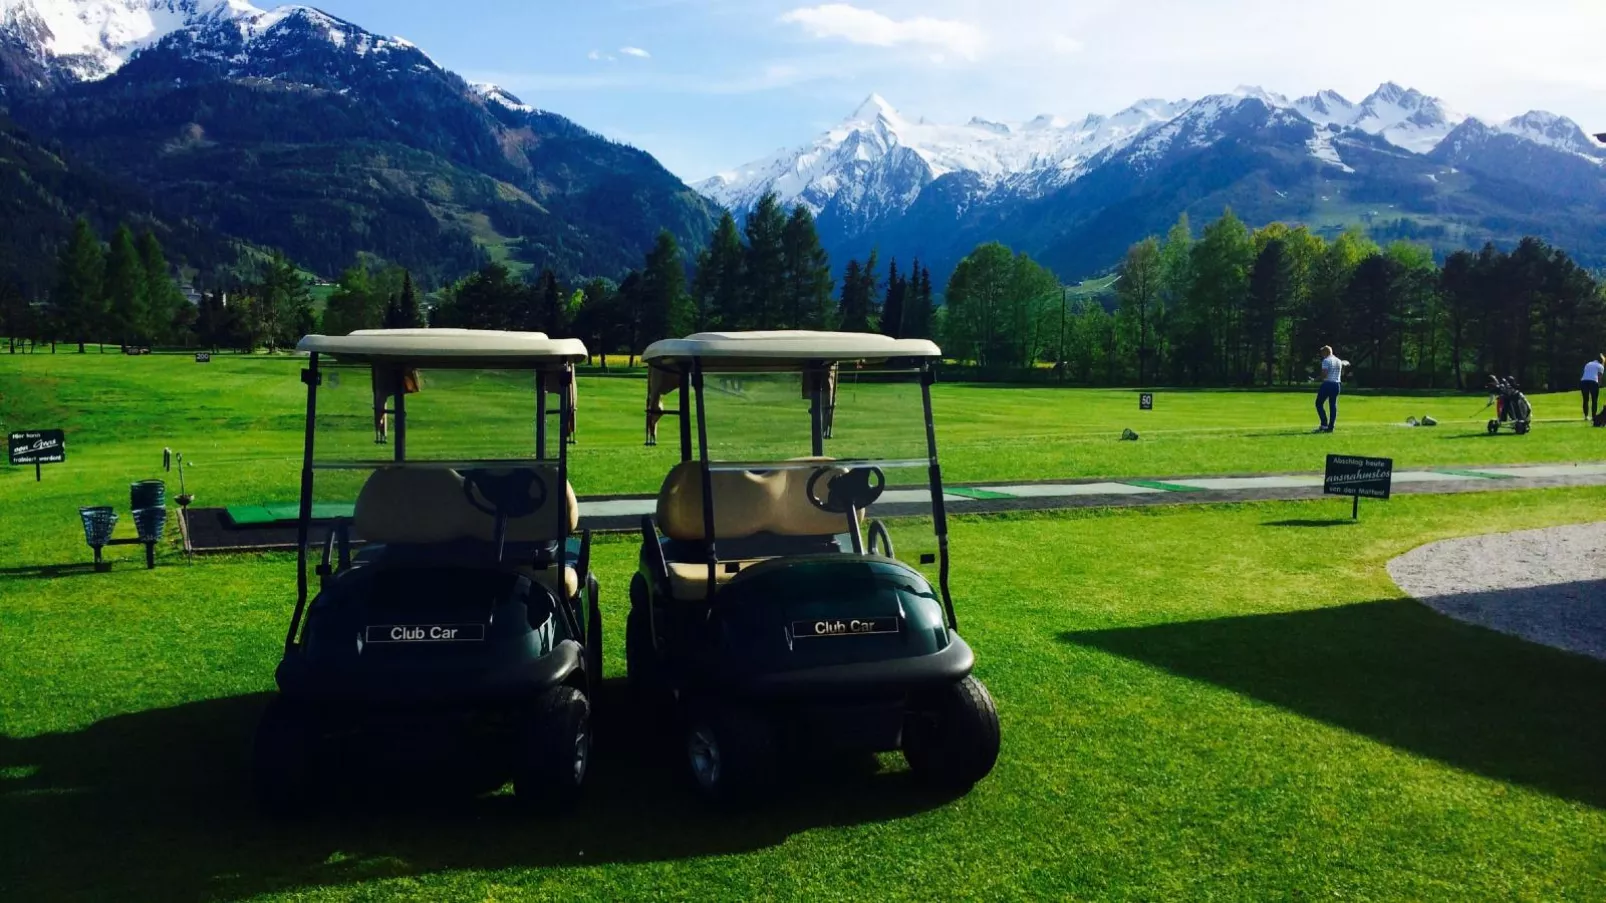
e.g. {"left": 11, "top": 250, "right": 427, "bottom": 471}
{"left": 644, "top": 331, "right": 941, "bottom": 371}
{"left": 296, "top": 329, "right": 588, "bottom": 369}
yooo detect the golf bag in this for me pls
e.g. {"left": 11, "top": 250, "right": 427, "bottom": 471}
{"left": 1486, "top": 376, "right": 1533, "bottom": 435}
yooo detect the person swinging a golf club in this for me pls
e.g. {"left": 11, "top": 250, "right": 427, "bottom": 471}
{"left": 1314, "top": 345, "right": 1348, "bottom": 433}
{"left": 1580, "top": 353, "right": 1603, "bottom": 423}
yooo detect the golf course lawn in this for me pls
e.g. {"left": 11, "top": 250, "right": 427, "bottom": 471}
{"left": 4, "top": 351, "right": 1606, "bottom": 504}
{"left": 2, "top": 351, "right": 1605, "bottom": 900}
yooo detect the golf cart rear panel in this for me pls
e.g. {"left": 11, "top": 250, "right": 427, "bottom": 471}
{"left": 278, "top": 565, "right": 584, "bottom": 707}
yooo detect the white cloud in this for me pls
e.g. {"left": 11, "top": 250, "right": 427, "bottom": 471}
{"left": 588, "top": 49, "right": 616, "bottom": 62}
{"left": 619, "top": 46, "right": 651, "bottom": 59}
{"left": 779, "top": 3, "right": 985, "bottom": 61}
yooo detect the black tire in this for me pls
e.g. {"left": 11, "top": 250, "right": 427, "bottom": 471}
{"left": 514, "top": 685, "right": 591, "bottom": 811}
{"left": 1487, "top": 419, "right": 1500, "bottom": 435}
{"left": 584, "top": 575, "right": 604, "bottom": 690}
{"left": 903, "top": 676, "right": 1001, "bottom": 791}
{"left": 684, "top": 705, "right": 775, "bottom": 806}
{"left": 252, "top": 697, "right": 316, "bottom": 817}
{"left": 1515, "top": 420, "right": 1531, "bottom": 435}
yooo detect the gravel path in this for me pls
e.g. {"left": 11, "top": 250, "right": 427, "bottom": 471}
{"left": 1388, "top": 523, "right": 1606, "bottom": 661}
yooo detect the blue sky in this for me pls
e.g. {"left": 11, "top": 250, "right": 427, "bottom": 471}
{"left": 312, "top": 0, "right": 1606, "bottom": 181}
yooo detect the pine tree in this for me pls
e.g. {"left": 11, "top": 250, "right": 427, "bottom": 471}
{"left": 252, "top": 253, "right": 313, "bottom": 351}
{"left": 742, "top": 192, "right": 787, "bottom": 329}
{"left": 324, "top": 264, "right": 378, "bottom": 336}
{"left": 640, "top": 230, "right": 691, "bottom": 345}
{"left": 538, "top": 269, "right": 565, "bottom": 335}
{"left": 902, "top": 262, "right": 934, "bottom": 339}
{"left": 398, "top": 270, "right": 423, "bottom": 328}
{"left": 137, "top": 230, "right": 181, "bottom": 344}
{"left": 1246, "top": 238, "right": 1293, "bottom": 385}
{"left": 103, "top": 224, "right": 149, "bottom": 346}
{"left": 53, "top": 217, "right": 104, "bottom": 352}
{"left": 693, "top": 211, "right": 745, "bottom": 329}
{"left": 780, "top": 204, "right": 834, "bottom": 329}
{"left": 839, "top": 259, "right": 867, "bottom": 332}
{"left": 1115, "top": 238, "right": 1163, "bottom": 383}
{"left": 881, "top": 259, "right": 906, "bottom": 338}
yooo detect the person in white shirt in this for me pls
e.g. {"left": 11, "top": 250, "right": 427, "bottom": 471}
{"left": 1314, "top": 345, "right": 1348, "bottom": 433}
{"left": 1581, "top": 354, "right": 1604, "bottom": 421}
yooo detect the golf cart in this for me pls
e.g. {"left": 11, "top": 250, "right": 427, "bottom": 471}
{"left": 629, "top": 331, "right": 1000, "bottom": 803}
{"left": 254, "top": 329, "right": 601, "bottom": 814}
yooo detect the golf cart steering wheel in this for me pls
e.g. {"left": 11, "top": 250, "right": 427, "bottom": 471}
{"left": 806, "top": 465, "right": 885, "bottom": 514}
{"left": 460, "top": 469, "right": 549, "bottom": 520}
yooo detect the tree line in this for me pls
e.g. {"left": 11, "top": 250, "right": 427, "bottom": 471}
{"left": 1065, "top": 211, "right": 1605, "bottom": 390}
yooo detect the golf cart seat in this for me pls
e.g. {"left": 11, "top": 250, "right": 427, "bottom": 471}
{"left": 654, "top": 459, "right": 855, "bottom": 601}
{"left": 355, "top": 466, "right": 581, "bottom": 596}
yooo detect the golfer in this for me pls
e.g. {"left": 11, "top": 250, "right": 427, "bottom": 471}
{"left": 1314, "top": 346, "right": 1348, "bottom": 433}
{"left": 1582, "top": 354, "right": 1604, "bottom": 422}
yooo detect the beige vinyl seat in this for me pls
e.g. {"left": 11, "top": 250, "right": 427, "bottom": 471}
{"left": 354, "top": 466, "right": 581, "bottom": 598}
{"left": 654, "top": 459, "right": 856, "bottom": 601}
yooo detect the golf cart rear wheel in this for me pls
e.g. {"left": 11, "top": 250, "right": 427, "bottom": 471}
{"left": 1515, "top": 420, "right": 1531, "bottom": 435}
{"left": 902, "top": 676, "right": 1001, "bottom": 790}
{"left": 684, "top": 705, "right": 775, "bottom": 806}
{"left": 1487, "top": 420, "right": 1500, "bottom": 435}
{"left": 252, "top": 697, "right": 316, "bottom": 817}
{"left": 514, "top": 685, "right": 591, "bottom": 811}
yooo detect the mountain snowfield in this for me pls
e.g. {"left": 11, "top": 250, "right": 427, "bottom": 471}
{"left": 700, "top": 82, "right": 1604, "bottom": 222}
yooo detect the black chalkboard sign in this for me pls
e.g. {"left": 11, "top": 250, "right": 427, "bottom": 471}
{"left": 1325, "top": 455, "right": 1392, "bottom": 499}
{"left": 195, "top": 352, "right": 212, "bottom": 363}
{"left": 1139, "top": 393, "right": 1154, "bottom": 411}
{"left": 10, "top": 430, "right": 65, "bottom": 466}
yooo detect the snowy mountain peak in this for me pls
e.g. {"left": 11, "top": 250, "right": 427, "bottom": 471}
{"left": 0, "top": 0, "right": 421, "bottom": 83}
{"left": 849, "top": 93, "right": 899, "bottom": 123}
{"left": 1497, "top": 110, "right": 1603, "bottom": 159}
{"left": 472, "top": 81, "right": 536, "bottom": 115}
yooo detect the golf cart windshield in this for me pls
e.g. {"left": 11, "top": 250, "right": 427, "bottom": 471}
{"left": 284, "top": 330, "right": 589, "bottom": 651}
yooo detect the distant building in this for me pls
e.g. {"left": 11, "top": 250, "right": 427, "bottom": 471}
{"left": 180, "top": 284, "right": 203, "bottom": 306}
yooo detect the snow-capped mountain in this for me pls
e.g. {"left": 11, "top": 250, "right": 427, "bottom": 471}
{"left": 0, "top": 0, "right": 717, "bottom": 286}
{"left": 704, "top": 81, "right": 1606, "bottom": 283}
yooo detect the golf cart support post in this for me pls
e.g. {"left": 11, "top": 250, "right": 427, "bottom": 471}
{"left": 643, "top": 332, "right": 958, "bottom": 630}
{"left": 286, "top": 329, "right": 589, "bottom": 653}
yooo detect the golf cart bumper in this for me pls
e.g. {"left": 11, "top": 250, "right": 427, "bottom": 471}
{"left": 275, "top": 640, "right": 583, "bottom": 708}
{"left": 727, "top": 633, "right": 975, "bottom": 700}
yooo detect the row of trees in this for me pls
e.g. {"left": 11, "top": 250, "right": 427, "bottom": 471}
{"left": 0, "top": 219, "right": 190, "bottom": 352}
{"left": 418, "top": 192, "right": 937, "bottom": 362}
{"left": 1072, "top": 211, "right": 1606, "bottom": 390}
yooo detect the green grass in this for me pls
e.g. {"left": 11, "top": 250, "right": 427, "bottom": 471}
{"left": 3, "top": 490, "right": 1605, "bottom": 900}
{"left": 3, "top": 351, "right": 1606, "bottom": 900}
{"left": 2, "top": 351, "right": 1602, "bottom": 505}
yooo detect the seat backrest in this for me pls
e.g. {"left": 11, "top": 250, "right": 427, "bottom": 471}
{"left": 355, "top": 466, "right": 578, "bottom": 545}
{"left": 655, "top": 459, "right": 854, "bottom": 542}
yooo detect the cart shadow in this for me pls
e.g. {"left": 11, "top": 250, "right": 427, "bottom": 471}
{"left": 1260, "top": 519, "right": 1360, "bottom": 528}
{"left": 0, "top": 681, "right": 960, "bottom": 901}
{"left": 1059, "top": 598, "right": 1606, "bottom": 809}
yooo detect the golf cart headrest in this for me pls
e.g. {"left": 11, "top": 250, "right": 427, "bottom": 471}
{"left": 656, "top": 459, "right": 857, "bottom": 542}
{"left": 355, "top": 466, "right": 578, "bottom": 545}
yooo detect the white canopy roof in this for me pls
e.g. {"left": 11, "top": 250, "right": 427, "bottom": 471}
{"left": 644, "top": 331, "right": 941, "bottom": 370}
{"left": 297, "top": 329, "right": 588, "bottom": 368}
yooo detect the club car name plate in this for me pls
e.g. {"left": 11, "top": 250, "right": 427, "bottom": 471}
{"left": 792, "top": 617, "right": 899, "bottom": 639}
{"left": 1323, "top": 455, "right": 1393, "bottom": 500}
{"left": 366, "top": 624, "right": 486, "bottom": 644}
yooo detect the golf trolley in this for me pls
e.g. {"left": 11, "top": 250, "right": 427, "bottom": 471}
{"left": 629, "top": 331, "right": 1000, "bottom": 804}
{"left": 1486, "top": 375, "right": 1533, "bottom": 435}
{"left": 254, "top": 330, "right": 602, "bottom": 814}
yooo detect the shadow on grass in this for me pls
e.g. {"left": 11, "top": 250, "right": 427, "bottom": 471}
{"left": 0, "top": 680, "right": 958, "bottom": 901}
{"left": 0, "top": 562, "right": 106, "bottom": 580}
{"left": 1060, "top": 598, "right": 1606, "bottom": 809}
{"left": 1260, "top": 519, "right": 1360, "bottom": 528}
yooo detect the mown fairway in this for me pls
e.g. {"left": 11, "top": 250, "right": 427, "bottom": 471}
{"left": 2, "top": 351, "right": 1605, "bottom": 901}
